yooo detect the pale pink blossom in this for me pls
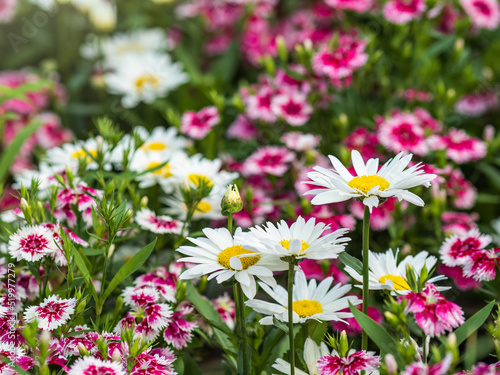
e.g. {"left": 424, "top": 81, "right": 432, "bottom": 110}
{"left": 312, "top": 39, "right": 368, "bottom": 80}
{"left": 68, "top": 357, "right": 126, "bottom": 375}
{"left": 241, "top": 16, "right": 277, "bottom": 65}
{"left": 343, "top": 127, "right": 383, "bottom": 160}
{"left": 442, "top": 211, "right": 479, "bottom": 236}
{"left": 180, "top": 106, "right": 220, "bottom": 140}
{"left": 34, "top": 112, "right": 73, "bottom": 149}
{"left": 442, "top": 167, "right": 477, "bottom": 209}
{"left": 211, "top": 293, "right": 236, "bottom": 330}
{"left": 350, "top": 197, "right": 400, "bottom": 231}
{"left": 383, "top": 0, "right": 426, "bottom": 24}
{"left": 404, "top": 284, "right": 464, "bottom": 337}
{"left": 245, "top": 85, "right": 278, "bottom": 123}
{"left": 402, "top": 355, "right": 452, "bottom": 375}
{"left": 460, "top": 0, "right": 500, "bottom": 29}
{"left": 437, "top": 265, "right": 481, "bottom": 291}
{"left": 282, "top": 132, "right": 321, "bottom": 151}
{"left": 54, "top": 183, "right": 103, "bottom": 227}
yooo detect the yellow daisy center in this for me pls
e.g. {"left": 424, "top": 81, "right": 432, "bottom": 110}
{"left": 279, "top": 239, "right": 310, "bottom": 253}
{"left": 143, "top": 142, "right": 167, "bottom": 151}
{"left": 292, "top": 299, "right": 323, "bottom": 318}
{"left": 194, "top": 200, "right": 211, "bottom": 213}
{"left": 135, "top": 74, "right": 159, "bottom": 90}
{"left": 217, "top": 245, "right": 260, "bottom": 270}
{"left": 188, "top": 173, "right": 213, "bottom": 188}
{"left": 348, "top": 175, "right": 389, "bottom": 195}
{"left": 71, "top": 149, "right": 98, "bottom": 161}
{"left": 146, "top": 161, "right": 172, "bottom": 178}
{"left": 379, "top": 274, "right": 411, "bottom": 291}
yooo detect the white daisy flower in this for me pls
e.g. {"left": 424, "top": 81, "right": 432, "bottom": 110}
{"left": 136, "top": 126, "right": 189, "bottom": 156}
{"left": 163, "top": 189, "right": 226, "bottom": 221}
{"left": 13, "top": 162, "right": 62, "bottom": 198}
{"left": 81, "top": 28, "right": 173, "bottom": 66}
{"left": 68, "top": 357, "right": 126, "bottom": 375}
{"left": 24, "top": 295, "right": 77, "bottom": 330}
{"left": 344, "top": 249, "right": 449, "bottom": 295}
{"left": 177, "top": 227, "right": 287, "bottom": 299}
{"left": 104, "top": 52, "right": 188, "bottom": 108}
{"left": 273, "top": 337, "right": 332, "bottom": 375}
{"left": 239, "top": 216, "right": 350, "bottom": 261}
{"left": 166, "top": 153, "right": 238, "bottom": 195}
{"left": 305, "top": 150, "right": 437, "bottom": 212}
{"left": 44, "top": 136, "right": 112, "bottom": 172}
{"left": 8, "top": 225, "right": 58, "bottom": 262}
{"left": 129, "top": 150, "right": 189, "bottom": 189}
{"left": 246, "top": 270, "right": 360, "bottom": 324}
{"left": 135, "top": 208, "right": 183, "bottom": 235}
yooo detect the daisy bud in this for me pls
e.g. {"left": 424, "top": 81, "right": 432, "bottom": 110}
{"left": 221, "top": 185, "right": 243, "bottom": 216}
{"left": 111, "top": 348, "right": 121, "bottom": 362}
{"left": 384, "top": 353, "right": 398, "bottom": 375}
{"left": 140, "top": 196, "right": 149, "bottom": 208}
{"left": 78, "top": 342, "right": 90, "bottom": 356}
{"left": 88, "top": 1, "right": 117, "bottom": 31}
{"left": 447, "top": 332, "right": 457, "bottom": 347}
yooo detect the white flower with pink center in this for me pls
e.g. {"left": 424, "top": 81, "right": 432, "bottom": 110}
{"left": 180, "top": 106, "right": 220, "bottom": 140}
{"left": 8, "top": 225, "right": 58, "bottom": 262}
{"left": 135, "top": 208, "right": 183, "bottom": 235}
{"left": 439, "top": 228, "right": 492, "bottom": 267}
{"left": 377, "top": 112, "right": 428, "bottom": 156}
{"left": 245, "top": 86, "right": 278, "bottom": 123}
{"left": 402, "top": 355, "right": 452, "bottom": 375}
{"left": 68, "top": 357, "right": 126, "bottom": 375}
{"left": 462, "top": 248, "right": 498, "bottom": 281}
{"left": 24, "top": 295, "right": 77, "bottom": 330}
{"left": 0, "top": 343, "right": 34, "bottom": 374}
{"left": 317, "top": 350, "right": 380, "bottom": 375}
{"left": 460, "top": 0, "right": 500, "bottom": 29}
{"left": 270, "top": 92, "right": 312, "bottom": 126}
{"left": 62, "top": 325, "right": 100, "bottom": 357}
{"left": 404, "top": 284, "right": 464, "bottom": 337}
{"left": 163, "top": 311, "right": 197, "bottom": 350}
{"left": 242, "top": 146, "right": 295, "bottom": 177}
{"left": 131, "top": 348, "right": 176, "bottom": 375}
{"left": 282, "top": 132, "right": 321, "bottom": 152}
{"left": 429, "top": 128, "right": 486, "bottom": 163}
{"left": 455, "top": 91, "right": 499, "bottom": 116}
{"left": 123, "top": 286, "right": 160, "bottom": 307}
{"left": 324, "top": 0, "right": 373, "bottom": 12}
{"left": 383, "top": 0, "right": 426, "bottom": 24}
{"left": 312, "top": 39, "right": 368, "bottom": 80}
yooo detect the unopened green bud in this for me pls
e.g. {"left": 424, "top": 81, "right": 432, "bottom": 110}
{"left": 385, "top": 354, "right": 398, "bottom": 375}
{"left": 276, "top": 35, "right": 288, "bottom": 62}
{"left": 111, "top": 348, "right": 121, "bottom": 362}
{"left": 78, "top": 342, "right": 90, "bottom": 356}
{"left": 339, "top": 330, "right": 349, "bottom": 357}
{"left": 221, "top": 185, "right": 243, "bottom": 216}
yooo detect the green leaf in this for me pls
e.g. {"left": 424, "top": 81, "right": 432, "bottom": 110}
{"left": 71, "top": 247, "right": 98, "bottom": 304}
{"left": 273, "top": 316, "right": 290, "bottom": 334}
{"left": 339, "top": 252, "right": 363, "bottom": 275}
{"left": 0, "top": 119, "right": 42, "bottom": 184}
{"left": 451, "top": 300, "right": 495, "bottom": 347}
{"left": 100, "top": 238, "right": 157, "bottom": 303}
{"left": 81, "top": 248, "right": 106, "bottom": 256}
{"left": 479, "top": 164, "right": 500, "bottom": 190}
{"left": 349, "top": 303, "right": 404, "bottom": 369}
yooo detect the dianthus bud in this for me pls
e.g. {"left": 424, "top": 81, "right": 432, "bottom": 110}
{"left": 339, "top": 330, "right": 349, "bottom": 357}
{"left": 111, "top": 348, "right": 122, "bottom": 362}
{"left": 78, "top": 342, "right": 89, "bottom": 356}
{"left": 221, "top": 184, "right": 243, "bottom": 216}
{"left": 384, "top": 354, "right": 398, "bottom": 374}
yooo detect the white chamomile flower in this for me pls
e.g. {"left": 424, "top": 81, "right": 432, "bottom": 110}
{"left": 104, "top": 52, "right": 188, "bottom": 108}
{"left": 344, "top": 249, "right": 449, "bottom": 295}
{"left": 246, "top": 270, "right": 360, "bottom": 324}
{"left": 240, "top": 216, "right": 350, "bottom": 261}
{"left": 81, "top": 28, "right": 173, "bottom": 66}
{"left": 44, "top": 136, "right": 112, "bottom": 172}
{"left": 177, "top": 227, "right": 286, "bottom": 299}
{"left": 305, "top": 150, "right": 437, "bottom": 212}
{"left": 163, "top": 189, "right": 225, "bottom": 221}
{"left": 167, "top": 154, "right": 238, "bottom": 195}
{"left": 136, "top": 126, "right": 189, "bottom": 156}
{"left": 129, "top": 149, "right": 189, "bottom": 189}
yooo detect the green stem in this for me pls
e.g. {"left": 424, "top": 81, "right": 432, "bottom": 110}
{"left": 288, "top": 261, "right": 295, "bottom": 375}
{"left": 362, "top": 205, "right": 371, "bottom": 351}
{"left": 234, "top": 284, "right": 249, "bottom": 375}
{"left": 228, "top": 213, "right": 233, "bottom": 235}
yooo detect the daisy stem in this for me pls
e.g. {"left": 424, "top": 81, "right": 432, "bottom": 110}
{"left": 362, "top": 205, "right": 371, "bottom": 351}
{"left": 228, "top": 213, "right": 233, "bottom": 236}
{"left": 288, "top": 261, "right": 295, "bottom": 375}
{"left": 234, "top": 283, "right": 249, "bottom": 375}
